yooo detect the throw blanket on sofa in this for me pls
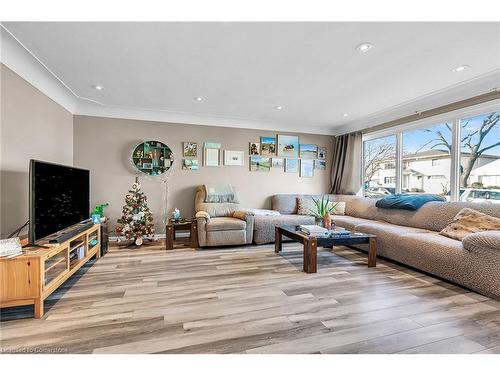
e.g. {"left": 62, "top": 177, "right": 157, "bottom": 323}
{"left": 246, "top": 209, "right": 281, "bottom": 216}
{"left": 376, "top": 194, "right": 446, "bottom": 211}
{"left": 204, "top": 184, "right": 240, "bottom": 203}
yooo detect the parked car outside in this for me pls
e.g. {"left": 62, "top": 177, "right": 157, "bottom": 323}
{"left": 460, "top": 188, "right": 500, "bottom": 204}
{"left": 365, "top": 187, "right": 392, "bottom": 199}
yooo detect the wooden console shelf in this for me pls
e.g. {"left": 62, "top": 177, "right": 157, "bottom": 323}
{"left": 0, "top": 224, "right": 101, "bottom": 318}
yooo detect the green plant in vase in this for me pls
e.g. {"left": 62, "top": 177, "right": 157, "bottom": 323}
{"left": 309, "top": 195, "right": 339, "bottom": 229}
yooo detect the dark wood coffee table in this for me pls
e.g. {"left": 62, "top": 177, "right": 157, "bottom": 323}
{"left": 274, "top": 225, "right": 377, "bottom": 273}
{"left": 165, "top": 218, "right": 199, "bottom": 250}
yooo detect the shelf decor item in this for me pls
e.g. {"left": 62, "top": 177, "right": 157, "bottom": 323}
{"left": 224, "top": 150, "right": 245, "bottom": 166}
{"left": 116, "top": 177, "right": 155, "bottom": 246}
{"left": 132, "top": 140, "right": 173, "bottom": 176}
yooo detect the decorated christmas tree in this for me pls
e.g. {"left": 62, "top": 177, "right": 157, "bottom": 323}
{"left": 116, "top": 177, "right": 155, "bottom": 246}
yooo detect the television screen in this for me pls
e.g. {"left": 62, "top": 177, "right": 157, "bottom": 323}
{"left": 29, "top": 160, "right": 90, "bottom": 243}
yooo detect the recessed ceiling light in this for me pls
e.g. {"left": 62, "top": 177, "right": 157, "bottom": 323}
{"left": 453, "top": 65, "right": 470, "bottom": 72}
{"left": 275, "top": 106, "right": 283, "bottom": 110}
{"left": 92, "top": 85, "right": 104, "bottom": 91}
{"left": 355, "top": 42, "right": 373, "bottom": 53}
{"left": 194, "top": 96, "right": 204, "bottom": 101}
{"left": 343, "top": 113, "right": 349, "bottom": 118}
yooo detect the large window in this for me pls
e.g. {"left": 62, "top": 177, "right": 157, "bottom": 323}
{"left": 402, "top": 123, "right": 452, "bottom": 197}
{"left": 362, "top": 108, "right": 500, "bottom": 203}
{"left": 460, "top": 111, "right": 500, "bottom": 203}
{"left": 363, "top": 135, "right": 396, "bottom": 198}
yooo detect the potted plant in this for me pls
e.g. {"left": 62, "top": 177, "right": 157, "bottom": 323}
{"left": 308, "top": 195, "right": 339, "bottom": 229}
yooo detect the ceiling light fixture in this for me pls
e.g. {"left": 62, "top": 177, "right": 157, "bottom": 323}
{"left": 92, "top": 85, "right": 104, "bottom": 91}
{"left": 343, "top": 113, "right": 349, "bottom": 118}
{"left": 355, "top": 42, "right": 373, "bottom": 53}
{"left": 194, "top": 96, "right": 204, "bottom": 101}
{"left": 275, "top": 106, "right": 283, "bottom": 110}
{"left": 453, "top": 65, "right": 470, "bottom": 72}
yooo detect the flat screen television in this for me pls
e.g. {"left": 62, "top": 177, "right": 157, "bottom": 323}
{"left": 29, "top": 160, "right": 90, "bottom": 243}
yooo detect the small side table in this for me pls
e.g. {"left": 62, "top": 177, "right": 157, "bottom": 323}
{"left": 165, "top": 219, "right": 199, "bottom": 250}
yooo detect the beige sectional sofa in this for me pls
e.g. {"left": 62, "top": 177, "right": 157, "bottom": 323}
{"left": 256, "top": 194, "right": 500, "bottom": 299}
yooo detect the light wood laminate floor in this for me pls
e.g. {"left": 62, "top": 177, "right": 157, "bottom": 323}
{"left": 1, "top": 241, "right": 500, "bottom": 354}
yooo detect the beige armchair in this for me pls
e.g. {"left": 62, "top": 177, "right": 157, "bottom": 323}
{"left": 194, "top": 186, "right": 254, "bottom": 247}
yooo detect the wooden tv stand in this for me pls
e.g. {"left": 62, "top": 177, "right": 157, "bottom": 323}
{"left": 0, "top": 224, "right": 101, "bottom": 318}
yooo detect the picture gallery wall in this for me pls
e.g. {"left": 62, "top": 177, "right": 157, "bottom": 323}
{"left": 182, "top": 135, "right": 327, "bottom": 178}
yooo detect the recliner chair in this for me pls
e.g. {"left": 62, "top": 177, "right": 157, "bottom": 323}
{"left": 194, "top": 185, "right": 254, "bottom": 247}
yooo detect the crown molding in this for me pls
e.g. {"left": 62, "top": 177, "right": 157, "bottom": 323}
{"left": 333, "top": 69, "right": 500, "bottom": 135}
{"left": 74, "top": 101, "right": 336, "bottom": 135}
{"left": 0, "top": 25, "right": 78, "bottom": 113}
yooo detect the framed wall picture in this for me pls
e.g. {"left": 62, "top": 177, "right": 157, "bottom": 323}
{"left": 260, "top": 136, "right": 276, "bottom": 156}
{"left": 300, "top": 159, "right": 314, "bottom": 177}
{"left": 299, "top": 144, "right": 318, "bottom": 159}
{"left": 204, "top": 142, "right": 221, "bottom": 149}
{"left": 284, "top": 158, "right": 299, "bottom": 173}
{"left": 249, "top": 142, "right": 260, "bottom": 155}
{"left": 250, "top": 156, "right": 271, "bottom": 172}
{"left": 314, "top": 159, "right": 326, "bottom": 170}
{"left": 277, "top": 135, "right": 299, "bottom": 157}
{"left": 204, "top": 148, "right": 220, "bottom": 166}
{"left": 183, "top": 142, "right": 197, "bottom": 157}
{"left": 317, "top": 146, "right": 327, "bottom": 160}
{"left": 182, "top": 159, "right": 199, "bottom": 170}
{"left": 272, "top": 158, "right": 284, "bottom": 168}
{"left": 224, "top": 150, "right": 245, "bottom": 166}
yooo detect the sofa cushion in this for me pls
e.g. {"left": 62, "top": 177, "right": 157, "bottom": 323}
{"left": 206, "top": 230, "right": 247, "bottom": 246}
{"left": 355, "top": 221, "right": 430, "bottom": 238}
{"left": 206, "top": 217, "right": 246, "bottom": 232}
{"left": 296, "top": 196, "right": 346, "bottom": 216}
{"left": 440, "top": 208, "right": 500, "bottom": 241}
{"left": 344, "top": 196, "right": 379, "bottom": 220}
{"left": 329, "top": 215, "right": 374, "bottom": 231}
{"left": 401, "top": 201, "right": 500, "bottom": 232}
{"left": 463, "top": 231, "right": 500, "bottom": 253}
{"left": 253, "top": 214, "right": 315, "bottom": 244}
{"left": 271, "top": 194, "right": 305, "bottom": 214}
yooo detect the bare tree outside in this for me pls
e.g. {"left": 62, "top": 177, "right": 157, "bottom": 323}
{"left": 363, "top": 140, "right": 395, "bottom": 183}
{"left": 423, "top": 112, "right": 499, "bottom": 187}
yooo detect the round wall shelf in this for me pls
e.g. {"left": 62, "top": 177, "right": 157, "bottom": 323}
{"left": 132, "top": 140, "right": 173, "bottom": 176}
